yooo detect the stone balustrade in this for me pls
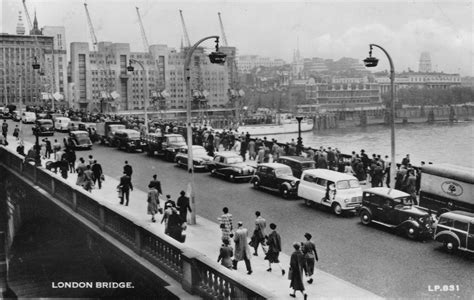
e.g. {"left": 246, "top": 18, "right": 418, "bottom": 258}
{"left": 0, "top": 147, "right": 271, "bottom": 299}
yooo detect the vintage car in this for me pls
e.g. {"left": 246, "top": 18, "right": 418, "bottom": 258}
{"left": 433, "top": 210, "right": 474, "bottom": 254}
{"left": 68, "top": 130, "right": 93, "bottom": 150}
{"left": 54, "top": 117, "right": 71, "bottom": 132}
{"left": 298, "top": 169, "right": 362, "bottom": 215}
{"left": 113, "top": 129, "right": 146, "bottom": 152}
{"left": 33, "top": 119, "right": 55, "bottom": 136}
{"left": 175, "top": 145, "right": 214, "bottom": 171}
{"left": 359, "top": 187, "right": 434, "bottom": 240}
{"left": 205, "top": 152, "right": 255, "bottom": 182}
{"left": 251, "top": 163, "right": 299, "bottom": 198}
{"left": 22, "top": 111, "right": 36, "bottom": 124}
{"left": 276, "top": 156, "right": 316, "bottom": 178}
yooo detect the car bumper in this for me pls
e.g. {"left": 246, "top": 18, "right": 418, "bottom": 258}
{"left": 343, "top": 203, "right": 362, "bottom": 210}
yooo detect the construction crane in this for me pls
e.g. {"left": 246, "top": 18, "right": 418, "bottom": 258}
{"left": 217, "top": 12, "right": 228, "bottom": 47}
{"left": 179, "top": 10, "right": 191, "bottom": 47}
{"left": 136, "top": 7, "right": 150, "bottom": 52}
{"left": 21, "top": 0, "right": 33, "bottom": 31}
{"left": 84, "top": 2, "right": 98, "bottom": 51}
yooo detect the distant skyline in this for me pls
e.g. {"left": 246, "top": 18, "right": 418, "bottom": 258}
{"left": 1, "top": 0, "right": 472, "bottom": 76}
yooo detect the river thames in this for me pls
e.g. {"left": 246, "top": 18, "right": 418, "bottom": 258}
{"left": 271, "top": 121, "right": 474, "bottom": 167}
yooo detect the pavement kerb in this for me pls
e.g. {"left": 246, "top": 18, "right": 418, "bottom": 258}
{"left": 3, "top": 140, "right": 383, "bottom": 300}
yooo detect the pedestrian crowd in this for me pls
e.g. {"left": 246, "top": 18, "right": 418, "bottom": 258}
{"left": 217, "top": 207, "right": 317, "bottom": 299}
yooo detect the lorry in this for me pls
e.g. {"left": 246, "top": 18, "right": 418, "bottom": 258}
{"left": 141, "top": 132, "right": 186, "bottom": 161}
{"left": 419, "top": 164, "right": 474, "bottom": 214}
{"left": 96, "top": 122, "right": 126, "bottom": 146}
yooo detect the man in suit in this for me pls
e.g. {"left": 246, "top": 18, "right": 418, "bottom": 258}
{"left": 232, "top": 221, "right": 253, "bottom": 275}
{"left": 176, "top": 190, "right": 192, "bottom": 222}
{"left": 118, "top": 172, "right": 133, "bottom": 206}
{"left": 91, "top": 160, "right": 103, "bottom": 189}
{"left": 123, "top": 161, "right": 133, "bottom": 177}
{"left": 148, "top": 174, "right": 162, "bottom": 195}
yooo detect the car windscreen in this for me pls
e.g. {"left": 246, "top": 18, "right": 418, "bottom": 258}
{"left": 38, "top": 120, "right": 53, "bottom": 125}
{"left": 194, "top": 148, "right": 208, "bottom": 156}
{"left": 168, "top": 136, "right": 185, "bottom": 143}
{"left": 301, "top": 162, "right": 315, "bottom": 169}
{"left": 275, "top": 167, "right": 293, "bottom": 177}
{"left": 393, "top": 197, "right": 413, "bottom": 206}
{"left": 127, "top": 131, "right": 140, "bottom": 138}
{"left": 74, "top": 133, "right": 90, "bottom": 143}
{"left": 336, "top": 179, "right": 360, "bottom": 189}
{"left": 227, "top": 156, "right": 244, "bottom": 164}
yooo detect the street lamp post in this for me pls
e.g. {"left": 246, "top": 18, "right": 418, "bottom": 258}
{"left": 184, "top": 36, "right": 226, "bottom": 225}
{"left": 363, "top": 44, "right": 396, "bottom": 188}
{"left": 127, "top": 59, "right": 149, "bottom": 132}
{"left": 296, "top": 116, "right": 303, "bottom": 155}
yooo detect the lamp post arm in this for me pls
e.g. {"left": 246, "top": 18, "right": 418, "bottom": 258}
{"left": 184, "top": 35, "right": 219, "bottom": 225}
{"left": 370, "top": 43, "right": 396, "bottom": 188}
{"left": 130, "top": 58, "right": 148, "bottom": 131}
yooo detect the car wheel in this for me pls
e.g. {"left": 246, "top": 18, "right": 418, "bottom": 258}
{"left": 405, "top": 226, "right": 418, "bottom": 240}
{"left": 228, "top": 174, "right": 235, "bottom": 182}
{"left": 253, "top": 179, "right": 260, "bottom": 188}
{"left": 360, "top": 210, "right": 372, "bottom": 225}
{"left": 332, "top": 203, "right": 342, "bottom": 216}
{"left": 443, "top": 239, "right": 458, "bottom": 253}
{"left": 304, "top": 199, "right": 312, "bottom": 207}
{"left": 126, "top": 145, "right": 131, "bottom": 153}
{"left": 280, "top": 187, "right": 289, "bottom": 199}
{"left": 210, "top": 169, "right": 216, "bottom": 177}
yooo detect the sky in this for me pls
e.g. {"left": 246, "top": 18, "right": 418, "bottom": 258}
{"left": 1, "top": 0, "right": 473, "bottom": 76}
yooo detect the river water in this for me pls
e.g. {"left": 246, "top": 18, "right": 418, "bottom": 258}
{"left": 268, "top": 121, "right": 474, "bottom": 168}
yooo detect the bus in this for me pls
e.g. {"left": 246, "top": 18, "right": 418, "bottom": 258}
{"left": 419, "top": 164, "right": 474, "bottom": 214}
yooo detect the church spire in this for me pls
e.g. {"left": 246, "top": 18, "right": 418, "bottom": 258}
{"left": 30, "top": 9, "right": 42, "bottom": 35}
{"left": 16, "top": 11, "right": 26, "bottom": 35}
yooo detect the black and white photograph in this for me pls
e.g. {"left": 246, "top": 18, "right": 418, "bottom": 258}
{"left": 0, "top": 0, "right": 473, "bottom": 299}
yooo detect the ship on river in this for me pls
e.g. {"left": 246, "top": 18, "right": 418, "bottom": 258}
{"left": 237, "top": 113, "right": 314, "bottom": 136}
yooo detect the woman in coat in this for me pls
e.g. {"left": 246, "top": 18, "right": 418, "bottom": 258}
{"left": 217, "top": 238, "right": 233, "bottom": 269}
{"left": 147, "top": 186, "right": 160, "bottom": 222}
{"left": 302, "top": 233, "right": 318, "bottom": 284}
{"left": 289, "top": 243, "right": 307, "bottom": 300}
{"left": 167, "top": 207, "right": 184, "bottom": 242}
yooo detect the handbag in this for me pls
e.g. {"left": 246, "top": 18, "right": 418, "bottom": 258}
{"left": 287, "top": 267, "right": 293, "bottom": 280}
{"left": 100, "top": 174, "right": 105, "bottom": 181}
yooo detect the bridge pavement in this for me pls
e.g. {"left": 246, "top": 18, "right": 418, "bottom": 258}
{"left": 5, "top": 140, "right": 382, "bottom": 300}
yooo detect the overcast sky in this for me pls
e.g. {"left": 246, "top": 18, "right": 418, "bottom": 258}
{"left": 2, "top": 0, "right": 472, "bottom": 76}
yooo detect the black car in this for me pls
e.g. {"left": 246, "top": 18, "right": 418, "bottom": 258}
{"left": 276, "top": 156, "right": 316, "bottom": 178}
{"left": 251, "top": 163, "right": 299, "bottom": 198}
{"left": 359, "top": 187, "right": 434, "bottom": 240}
{"left": 205, "top": 152, "right": 255, "bottom": 182}
{"left": 33, "top": 119, "right": 55, "bottom": 136}
{"left": 113, "top": 129, "right": 146, "bottom": 152}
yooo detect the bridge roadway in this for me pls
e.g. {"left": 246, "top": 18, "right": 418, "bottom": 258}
{"left": 1, "top": 139, "right": 381, "bottom": 299}
{"left": 4, "top": 119, "right": 474, "bottom": 299}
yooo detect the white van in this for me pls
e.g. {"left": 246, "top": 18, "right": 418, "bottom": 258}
{"left": 298, "top": 169, "right": 363, "bottom": 215}
{"left": 54, "top": 117, "right": 71, "bottom": 132}
{"left": 22, "top": 112, "right": 36, "bottom": 123}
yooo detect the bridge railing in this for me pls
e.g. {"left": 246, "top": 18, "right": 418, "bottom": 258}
{"left": 0, "top": 146, "right": 272, "bottom": 299}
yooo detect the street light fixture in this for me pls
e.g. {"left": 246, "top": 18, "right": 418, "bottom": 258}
{"left": 127, "top": 59, "right": 149, "bottom": 132}
{"left": 363, "top": 44, "right": 396, "bottom": 189}
{"left": 185, "top": 36, "right": 226, "bottom": 225}
{"left": 296, "top": 116, "right": 303, "bottom": 155}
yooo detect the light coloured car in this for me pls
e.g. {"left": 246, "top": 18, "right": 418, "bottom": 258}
{"left": 298, "top": 169, "right": 363, "bottom": 215}
{"left": 22, "top": 111, "right": 36, "bottom": 123}
{"left": 54, "top": 117, "right": 71, "bottom": 132}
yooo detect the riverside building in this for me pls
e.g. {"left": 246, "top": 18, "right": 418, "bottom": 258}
{"left": 0, "top": 12, "right": 66, "bottom": 107}
{"left": 69, "top": 42, "right": 231, "bottom": 114}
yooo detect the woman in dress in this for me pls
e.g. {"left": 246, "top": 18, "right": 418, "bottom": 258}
{"left": 289, "top": 242, "right": 307, "bottom": 300}
{"left": 218, "top": 207, "right": 233, "bottom": 240}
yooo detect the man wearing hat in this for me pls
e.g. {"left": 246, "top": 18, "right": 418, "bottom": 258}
{"left": 302, "top": 232, "right": 318, "bottom": 284}
{"left": 177, "top": 190, "right": 192, "bottom": 222}
{"left": 232, "top": 221, "right": 253, "bottom": 275}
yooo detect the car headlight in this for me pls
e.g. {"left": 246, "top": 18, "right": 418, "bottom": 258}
{"left": 290, "top": 181, "right": 296, "bottom": 186}
{"left": 238, "top": 169, "right": 243, "bottom": 174}
{"left": 344, "top": 198, "right": 349, "bottom": 203}
{"left": 418, "top": 217, "right": 425, "bottom": 223}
